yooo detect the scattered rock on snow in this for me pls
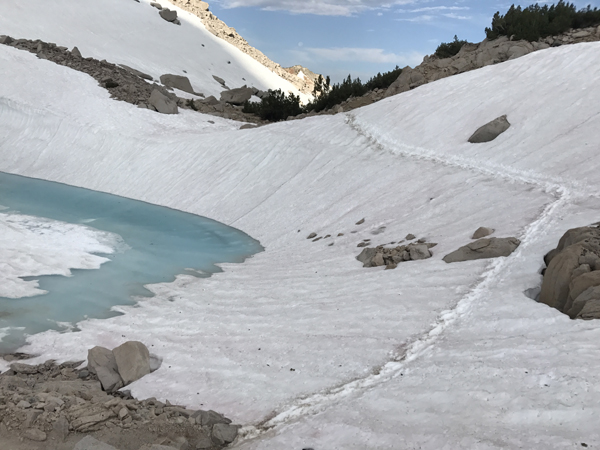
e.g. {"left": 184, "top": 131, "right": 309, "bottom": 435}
{"left": 213, "top": 75, "right": 226, "bottom": 86}
{"left": 357, "top": 242, "right": 436, "bottom": 268}
{"left": 148, "top": 88, "right": 179, "bottom": 114}
{"left": 159, "top": 8, "right": 178, "bottom": 22}
{"left": 150, "top": 2, "right": 163, "bottom": 9}
{"left": 220, "top": 86, "right": 254, "bottom": 105}
{"left": 160, "top": 73, "right": 195, "bottom": 94}
{"left": 472, "top": 226, "right": 495, "bottom": 239}
{"left": 306, "top": 233, "right": 317, "bottom": 239}
{"left": 468, "top": 115, "right": 511, "bottom": 143}
{"left": 443, "top": 237, "right": 520, "bottom": 263}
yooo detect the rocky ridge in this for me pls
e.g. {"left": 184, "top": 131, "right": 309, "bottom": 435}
{"left": 290, "top": 25, "right": 600, "bottom": 119}
{"left": 164, "top": 0, "right": 318, "bottom": 95}
{"left": 0, "top": 35, "right": 265, "bottom": 125}
{"left": 384, "top": 25, "right": 600, "bottom": 98}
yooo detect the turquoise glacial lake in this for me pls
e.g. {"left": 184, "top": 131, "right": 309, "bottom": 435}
{"left": 0, "top": 172, "right": 263, "bottom": 353}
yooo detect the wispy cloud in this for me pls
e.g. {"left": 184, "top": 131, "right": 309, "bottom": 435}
{"left": 292, "top": 47, "right": 424, "bottom": 67}
{"left": 443, "top": 13, "right": 471, "bottom": 19}
{"left": 396, "top": 14, "right": 435, "bottom": 22}
{"left": 398, "top": 6, "right": 470, "bottom": 13}
{"left": 214, "top": 0, "right": 429, "bottom": 16}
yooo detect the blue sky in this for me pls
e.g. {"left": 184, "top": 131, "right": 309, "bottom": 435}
{"left": 206, "top": 0, "right": 599, "bottom": 82}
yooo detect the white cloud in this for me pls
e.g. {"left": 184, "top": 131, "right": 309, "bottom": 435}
{"left": 215, "top": 0, "right": 428, "bottom": 16}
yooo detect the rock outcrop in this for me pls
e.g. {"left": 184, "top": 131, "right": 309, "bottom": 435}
{"left": 539, "top": 225, "right": 600, "bottom": 319}
{"left": 0, "top": 355, "right": 238, "bottom": 449}
{"left": 468, "top": 115, "right": 511, "bottom": 143}
{"left": 443, "top": 237, "right": 520, "bottom": 263}
{"left": 165, "top": 0, "right": 319, "bottom": 95}
{"left": 384, "top": 26, "right": 600, "bottom": 99}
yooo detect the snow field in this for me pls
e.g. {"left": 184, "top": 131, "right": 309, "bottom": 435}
{"left": 1, "top": 28, "right": 600, "bottom": 449}
{"left": 0, "top": 0, "right": 308, "bottom": 101}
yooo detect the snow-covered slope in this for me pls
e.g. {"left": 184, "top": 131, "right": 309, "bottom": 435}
{"left": 1, "top": 20, "right": 600, "bottom": 449}
{"left": 0, "top": 0, "right": 308, "bottom": 101}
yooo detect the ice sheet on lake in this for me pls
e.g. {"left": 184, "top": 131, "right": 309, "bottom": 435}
{"left": 0, "top": 212, "right": 120, "bottom": 298}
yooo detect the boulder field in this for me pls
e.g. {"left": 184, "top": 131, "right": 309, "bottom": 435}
{"left": 0, "top": 342, "right": 239, "bottom": 450}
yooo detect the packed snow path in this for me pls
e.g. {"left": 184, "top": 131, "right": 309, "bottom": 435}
{"left": 1, "top": 34, "right": 600, "bottom": 449}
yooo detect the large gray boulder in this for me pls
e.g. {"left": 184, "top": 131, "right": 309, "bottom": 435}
{"left": 160, "top": 74, "right": 194, "bottom": 94}
{"left": 113, "top": 341, "right": 151, "bottom": 385}
{"left": 468, "top": 115, "right": 511, "bottom": 143}
{"left": 148, "top": 88, "right": 178, "bottom": 114}
{"left": 211, "top": 423, "right": 239, "bottom": 445}
{"left": 220, "top": 86, "right": 254, "bottom": 105}
{"left": 87, "top": 347, "right": 123, "bottom": 393}
{"left": 159, "top": 9, "right": 177, "bottom": 22}
{"left": 443, "top": 237, "right": 520, "bottom": 263}
{"left": 538, "top": 225, "right": 600, "bottom": 317}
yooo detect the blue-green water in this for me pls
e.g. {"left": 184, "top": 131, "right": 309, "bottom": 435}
{"left": 0, "top": 172, "right": 263, "bottom": 353}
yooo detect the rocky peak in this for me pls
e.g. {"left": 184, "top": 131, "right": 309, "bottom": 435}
{"left": 168, "top": 0, "right": 319, "bottom": 96}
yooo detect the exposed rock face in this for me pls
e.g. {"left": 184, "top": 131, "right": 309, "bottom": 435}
{"left": 443, "top": 237, "right": 520, "bottom": 263}
{"left": 384, "top": 26, "right": 600, "bottom": 99}
{"left": 357, "top": 242, "right": 436, "bottom": 269}
{"left": 468, "top": 115, "right": 511, "bottom": 143}
{"left": 539, "top": 225, "right": 600, "bottom": 319}
{"left": 167, "top": 0, "right": 319, "bottom": 95}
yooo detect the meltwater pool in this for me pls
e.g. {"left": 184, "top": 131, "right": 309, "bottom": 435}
{"left": 0, "top": 172, "right": 263, "bottom": 352}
